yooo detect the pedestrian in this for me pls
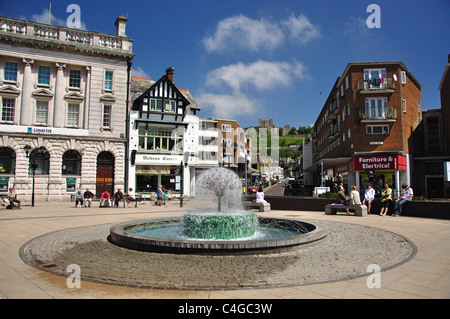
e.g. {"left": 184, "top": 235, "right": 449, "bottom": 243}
{"left": 114, "top": 188, "right": 124, "bottom": 207}
{"left": 7, "top": 188, "right": 21, "bottom": 209}
{"left": 255, "top": 186, "right": 267, "bottom": 204}
{"left": 126, "top": 187, "right": 136, "bottom": 208}
{"left": 347, "top": 185, "right": 362, "bottom": 215}
{"left": 83, "top": 188, "right": 94, "bottom": 207}
{"left": 379, "top": 183, "right": 392, "bottom": 216}
{"left": 75, "top": 189, "right": 84, "bottom": 207}
{"left": 331, "top": 182, "right": 339, "bottom": 194}
{"left": 100, "top": 190, "right": 111, "bottom": 207}
{"left": 364, "top": 183, "right": 376, "bottom": 214}
{"left": 155, "top": 185, "right": 163, "bottom": 206}
{"left": 394, "top": 184, "right": 413, "bottom": 216}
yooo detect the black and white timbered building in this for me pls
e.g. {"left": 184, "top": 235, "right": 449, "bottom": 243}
{"left": 128, "top": 67, "right": 200, "bottom": 196}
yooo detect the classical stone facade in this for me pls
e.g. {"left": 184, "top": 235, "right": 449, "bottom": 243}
{"left": 0, "top": 15, "right": 134, "bottom": 202}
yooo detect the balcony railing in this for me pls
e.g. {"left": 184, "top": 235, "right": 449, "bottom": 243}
{"left": 357, "top": 78, "right": 396, "bottom": 92}
{"left": 0, "top": 16, "right": 133, "bottom": 54}
{"left": 359, "top": 107, "right": 397, "bottom": 121}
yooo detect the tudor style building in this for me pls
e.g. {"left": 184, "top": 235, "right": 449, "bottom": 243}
{"left": 0, "top": 15, "right": 134, "bottom": 201}
{"left": 129, "top": 68, "right": 201, "bottom": 197}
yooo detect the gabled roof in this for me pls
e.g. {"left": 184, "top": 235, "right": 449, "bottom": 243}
{"left": 132, "top": 74, "right": 190, "bottom": 111}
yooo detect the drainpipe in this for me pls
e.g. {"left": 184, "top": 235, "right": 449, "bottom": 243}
{"left": 124, "top": 58, "right": 132, "bottom": 191}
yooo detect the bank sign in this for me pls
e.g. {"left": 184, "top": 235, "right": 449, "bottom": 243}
{"left": 352, "top": 155, "right": 407, "bottom": 171}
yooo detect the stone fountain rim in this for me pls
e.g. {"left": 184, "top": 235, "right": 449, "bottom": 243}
{"left": 109, "top": 217, "right": 328, "bottom": 254}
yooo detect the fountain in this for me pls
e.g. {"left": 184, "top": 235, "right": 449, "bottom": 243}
{"left": 110, "top": 167, "right": 327, "bottom": 253}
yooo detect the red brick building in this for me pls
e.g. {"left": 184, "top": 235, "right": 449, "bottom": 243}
{"left": 307, "top": 61, "right": 422, "bottom": 197}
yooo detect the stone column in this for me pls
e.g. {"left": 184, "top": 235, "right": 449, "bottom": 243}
{"left": 53, "top": 63, "right": 66, "bottom": 128}
{"left": 20, "top": 58, "right": 34, "bottom": 126}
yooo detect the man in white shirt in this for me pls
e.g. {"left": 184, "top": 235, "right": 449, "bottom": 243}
{"left": 394, "top": 183, "right": 413, "bottom": 216}
{"left": 364, "top": 183, "right": 376, "bottom": 214}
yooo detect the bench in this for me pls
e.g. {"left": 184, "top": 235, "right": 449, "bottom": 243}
{"left": 243, "top": 201, "right": 271, "bottom": 212}
{"left": 325, "top": 203, "right": 367, "bottom": 217}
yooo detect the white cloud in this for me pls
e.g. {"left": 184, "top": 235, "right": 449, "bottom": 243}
{"left": 131, "top": 66, "right": 151, "bottom": 79}
{"left": 202, "top": 13, "right": 319, "bottom": 53}
{"left": 197, "top": 92, "right": 258, "bottom": 119}
{"left": 206, "top": 60, "right": 307, "bottom": 93}
{"left": 202, "top": 14, "right": 285, "bottom": 53}
{"left": 31, "top": 8, "right": 87, "bottom": 30}
{"left": 281, "top": 14, "right": 320, "bottom": 43}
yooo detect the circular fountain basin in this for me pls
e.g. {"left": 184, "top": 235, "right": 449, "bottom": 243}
{"left": 110, "top": 216, "right": 328, "bottom": 254}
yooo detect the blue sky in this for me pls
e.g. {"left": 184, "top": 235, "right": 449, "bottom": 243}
{"left": 2, "top": 0, "right": 449, "bottom": 129}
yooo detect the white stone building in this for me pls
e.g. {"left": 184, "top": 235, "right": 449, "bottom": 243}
{"left": 0, "top": 15, "right": 134, "bottom": 202}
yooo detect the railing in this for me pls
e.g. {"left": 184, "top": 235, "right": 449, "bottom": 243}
{"left": 357, "top": 78, "right": 396, "bottom": 92}
{"left": 0, "top": 16, "right": 132, "bottom": 53}
{"left": 359, "top": 107, "right": 397, "bottom": 121}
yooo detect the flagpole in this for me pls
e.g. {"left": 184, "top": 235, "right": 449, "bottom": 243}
{"left": 48, "top": 3, "right": 51, "bottom": 24}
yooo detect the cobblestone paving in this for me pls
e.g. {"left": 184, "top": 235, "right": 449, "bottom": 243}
{"left": 20, "top": 219, "right": 416, "bottom": 290}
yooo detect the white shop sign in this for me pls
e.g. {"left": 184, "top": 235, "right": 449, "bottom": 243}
{"left": 135, "top": 154, "right": 182, "bottom": 165}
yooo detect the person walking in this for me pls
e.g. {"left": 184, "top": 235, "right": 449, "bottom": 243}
{"left": 394, "top": 184, "right": 413, "bottom": 216}
{"left": 380, "top": 183, "right": 392, "bottom": 216}
{"left": 364, "top": 183, "right": 376, "bottom": 214}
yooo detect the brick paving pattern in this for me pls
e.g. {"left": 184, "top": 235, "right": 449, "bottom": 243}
{"left": 20, "top": 219, "right": 415, "bottom": 290}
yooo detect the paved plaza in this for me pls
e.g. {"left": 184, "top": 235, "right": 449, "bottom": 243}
{"left": 0, "top": 199, "right": 449, "bottom": 299}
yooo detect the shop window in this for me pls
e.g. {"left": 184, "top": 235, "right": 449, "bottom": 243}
{"left": 0, "top": 147, "right": 16, "bottom": 174}
{"left": 62, "top": 150, "right": 81, "bottom": 175}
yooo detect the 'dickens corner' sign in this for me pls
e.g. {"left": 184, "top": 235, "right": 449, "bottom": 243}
{"left": 136, "top": 154, "right": 182, "bottom": 165}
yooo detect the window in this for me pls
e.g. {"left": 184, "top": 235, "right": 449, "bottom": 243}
{"left": 348, "top": 128, "right": 351, "bottom": 139}
{"left": 222, "top": 124, "right": 231, "bottom": 132}
{"left": 402, "top": 99, "right": 407, "bottom": 113}
{"left": 104, "top": 71, "right": 113, "bottom": 91}
{"left": 4, "top": 62, "right": 18, "bottom": 82}
{"left": 364, "top": 68, "right": 386, "bottom": 81}
{"left": 401, "top": 71, "right": 406, "bottom": 84}
{"left": 345, "top": 76, "right": 349, "bottom": 90}
{"left": 69, "top": 69, "right": 81, "bottom": 88}
{"left": 150, "top": 99, "right": 163, "bottom": 111}
{"left": 38, "top": 66, "right": 51, "bottom": 85}
{"left": 222, "top": 139, "right": 232, "bottom": 147}
{"left": 164, "top": 100, "right": 176, "bottom": 113}
{"left": 1, "top": 98, "right": 15, "bottom": 122}
{"left": 102, "top": 105, "right": 111, "bottom": 128}
{"left": 67, "top": 104, "right": 79, "bottom": 127}
{"left": 0, "top": 147, "right": 16, "bottom": 174}
{"left": 138, "top": 125, "right": 183, "bottom": 152}
{"left": 366, "top": 125, "right": 389, "bottom": 135}
{"left": 35, "top": 101, "right": 48, "bottom": 125}
{"left": 340, "top": 85, "right": 344, "bottom": 97}
{"left": 28, "top": 149, "right": 50, "bottom": 175}
{"left": 62, "top": 150, "right": 81, "bottom": 175}
{"left": 365, "top": 98, "right": 388, "bottom": 119}
{"left": 363, "top": 68, "right": 387, "bottom": 90}
{"left": 426, "top": 117, "right": 442, "bottom": 154}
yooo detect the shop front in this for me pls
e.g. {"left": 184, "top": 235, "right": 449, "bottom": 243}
{"left": 132, "top": 154, "right": 184, "bottom": 194}
{"left": 351, "top": 154, "right": 408, "bottom": 197}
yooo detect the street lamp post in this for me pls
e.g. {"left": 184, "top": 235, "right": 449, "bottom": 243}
{"left": 24, "top": 145, "right": 47, "bottom": 207}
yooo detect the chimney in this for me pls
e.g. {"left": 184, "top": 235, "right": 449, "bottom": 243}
{"left": 115, "top": 15, "right": 128, "bottom": 37}
{"left": 166, "top": 67, "right": 175, "bottom": 84}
